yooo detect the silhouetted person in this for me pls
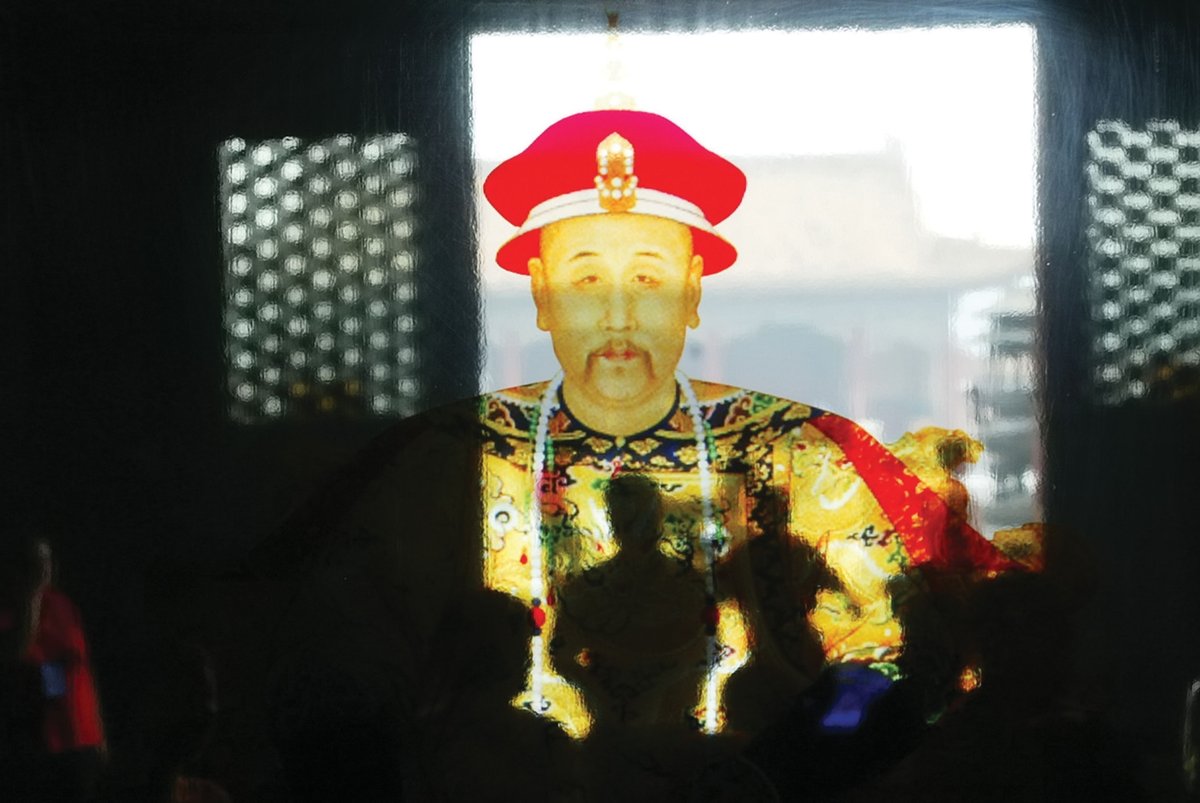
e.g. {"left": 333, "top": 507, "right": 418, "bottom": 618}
{"left": 844, "top": 530, "right": 1141, "bottom": 802}
{"left": 722, "top": 488, "right": 832, "bottom": 737}
{"left": 555, "top": 473, "right": 708, "bottom": 729}
{"left": 550, "top": 474, "right": 744, "bottom": 799}
{"left": 414, "top": 589, "right": 582, "bottom": 801}
{"left": 268, "top": 654, "right": 406, "bottom": 803}
{"left": 24, "top": 538, "right": 106, "bottom": 803}
{"left": 143, "top": 640, "right": 230, "bottom": 803}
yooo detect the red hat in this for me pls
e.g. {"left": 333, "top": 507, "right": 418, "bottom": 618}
{"left": 484, "top": 110, "right": 747, "bottom": 275}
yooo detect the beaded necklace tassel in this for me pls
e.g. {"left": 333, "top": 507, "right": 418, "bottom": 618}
{"left": 526, "top": 376, "right": 561, "bottom": 714}
{"left": 677, "top": 370, "right": 724, "bottom": 735}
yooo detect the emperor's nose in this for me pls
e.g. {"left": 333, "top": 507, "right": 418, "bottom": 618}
{"left": 602, "top": 286, "right": 635, "bottom": 332}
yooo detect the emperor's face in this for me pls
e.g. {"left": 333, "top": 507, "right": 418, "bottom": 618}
{"left": 529, "top": 214, "right": 703, "bottom": 413}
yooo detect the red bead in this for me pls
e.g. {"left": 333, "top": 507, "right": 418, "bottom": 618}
{"left": 519, "top": 552, "right": 528, "bottom": 565}
{"left": 531, "top": 605, "right": 547, "bottom": 629}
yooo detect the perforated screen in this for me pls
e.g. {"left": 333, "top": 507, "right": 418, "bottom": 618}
{"left": 219, "top": 134, "right": 421, "bottom": 422}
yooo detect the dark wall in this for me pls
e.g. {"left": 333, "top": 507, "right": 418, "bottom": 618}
{"left": 1, "top": 1, "right": 477, "bottom": 789}
{"left": 1039, "top": 1, "right": 1200, "bottom": 788}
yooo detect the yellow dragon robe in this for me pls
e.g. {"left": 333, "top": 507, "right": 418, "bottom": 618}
{"left": 476, "top": 379, "right": 1035, "bottom": 738}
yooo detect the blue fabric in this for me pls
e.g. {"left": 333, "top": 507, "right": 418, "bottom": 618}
{"left": 41, "top": 661, "right": 67, "bottom": 699}
{"left": 819, "top": 663, "right": 894, "bottom": 733}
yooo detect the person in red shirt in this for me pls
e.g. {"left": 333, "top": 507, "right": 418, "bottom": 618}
{"left": 25, "top": 538, "right": 105, "bottom": 802}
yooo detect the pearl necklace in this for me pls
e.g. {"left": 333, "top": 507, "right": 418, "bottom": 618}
{"left": 527, "top": 371, "right": 725, "bottom": 733}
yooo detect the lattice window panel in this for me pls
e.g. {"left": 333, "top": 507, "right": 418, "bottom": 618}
{"left": 219, "top": 134, "right": 420, "bottom": 423}
{"left": 1087, "top": 120, "right": 1200, "bottom": 403}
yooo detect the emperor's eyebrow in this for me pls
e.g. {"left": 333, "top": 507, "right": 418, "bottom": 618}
{"left": 567, "top": 251, "right": 599, "bottom": 262}
{"left": 634, "top": 250, "right": 666, "bottom": 260}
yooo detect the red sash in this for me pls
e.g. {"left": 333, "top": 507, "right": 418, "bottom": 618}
{"left": 810, "top": 413, "right": 1022, "bottom": 574}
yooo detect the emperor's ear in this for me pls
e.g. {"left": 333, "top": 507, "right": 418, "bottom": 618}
{"left": 529, "top": 257, "right": 549, "bottom": 331}
{"left": 687, "top": 254, "right": 703, "bottom": 329}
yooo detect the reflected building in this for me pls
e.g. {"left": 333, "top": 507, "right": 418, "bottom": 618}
{"left": 967, "top": 280, "right": 1041, "bottom": 532}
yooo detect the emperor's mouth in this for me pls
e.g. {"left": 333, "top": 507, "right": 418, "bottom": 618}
{"left": 596, "top": 343, "right": 641, "bottom": 361}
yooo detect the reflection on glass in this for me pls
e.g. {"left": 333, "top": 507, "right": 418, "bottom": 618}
{"left": 470, "top": 22, "right": 1043, "bottom": 738}
{"left": 962, "top": 279, "right": 1040, "bottom": 531}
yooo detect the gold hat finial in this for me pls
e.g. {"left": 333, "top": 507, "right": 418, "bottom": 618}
{"left": 594, "top": 132, "right": 638, "bottom": 212}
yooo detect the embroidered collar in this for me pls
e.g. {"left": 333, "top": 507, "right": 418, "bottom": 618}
{"left": 549, "top": 382, "right": 690, "bottom": 443}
